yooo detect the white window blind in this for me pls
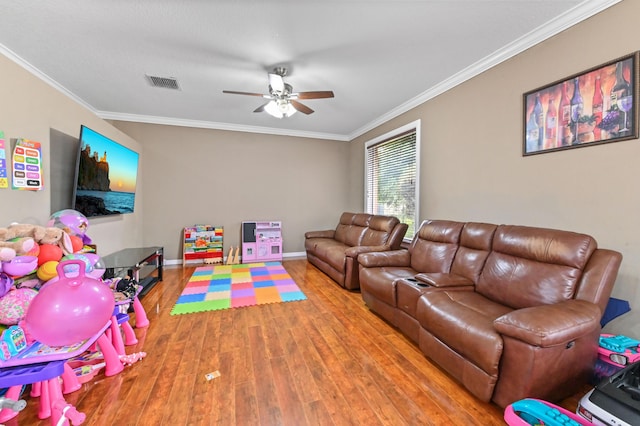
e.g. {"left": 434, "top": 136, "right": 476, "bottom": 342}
{"left": 365, "top": 122, "right": 419, "bottom": 240}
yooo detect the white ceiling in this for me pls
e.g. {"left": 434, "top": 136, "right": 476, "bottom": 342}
{"left": 0, "top": 0, "right": 619, "bottom": 141}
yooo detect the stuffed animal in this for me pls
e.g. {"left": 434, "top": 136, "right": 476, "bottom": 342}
{"left": 0, "top": 238, "right": 35, "bottom": 262}
{"left": 38, "top": 227, "right": 73, "bottom": 254}
{"left": 0, "top": 224, "right": 45, "bottom": 242}
{"left": 0, "top": 224, "right": 72, "bottom": 255}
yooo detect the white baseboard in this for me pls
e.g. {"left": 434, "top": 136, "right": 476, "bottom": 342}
{"left": 164, "top": 251, "right": 307, "bottom": 265}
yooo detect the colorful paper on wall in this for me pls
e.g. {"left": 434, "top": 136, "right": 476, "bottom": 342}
{"left": 0, "top": 131, "right": 8, "bottom": 189}
{"left": 12, "top": 138, "right": 43, "bottom": 191}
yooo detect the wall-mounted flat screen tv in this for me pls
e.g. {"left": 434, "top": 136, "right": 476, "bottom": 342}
{"left": 72, "top": 125, "right": 139, "bottom": 217}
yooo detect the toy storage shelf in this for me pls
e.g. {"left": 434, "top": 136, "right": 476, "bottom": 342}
{"left": 183, "top": 225, "right": 223, "bottom": 265}
{"left": 242, "top": 221, "right": 282, "bottom": 263}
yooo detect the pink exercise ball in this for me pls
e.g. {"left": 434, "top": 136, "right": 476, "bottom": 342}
{"left": 25, "top": 259, "right": 114, "bottom": 346}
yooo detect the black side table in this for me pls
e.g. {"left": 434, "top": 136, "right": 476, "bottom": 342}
{"left": 102, "top": 246, "right": 164, "bottom": 298}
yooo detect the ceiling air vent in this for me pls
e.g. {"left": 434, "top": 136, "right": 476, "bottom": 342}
{"left": 146, "top": 74, "right": 180, "bottom": 90}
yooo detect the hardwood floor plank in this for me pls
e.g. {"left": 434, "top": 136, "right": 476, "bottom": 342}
{"left": 10, "top": 260, "right": 588, "bottom": 425}
{"left": 163, "top": 313, "right": 210, "bottom": 425}
{"left": 188, "top": 310, "right": 224, "bottom": 425}
{"left": 305, "top": 399, "right": 337, "bottom": 426}
{"left": 248, "top": 324, "right": 284, "bottom": 425}
{"left": 204, "top": 349, "right": 238, "bottom": 425}
{"left": 277, "top": 328, "right": 323, "bottom": 404}
{"left": 235, "top": 379, "right": 261, "bottom": 425}
{"left": 269, "top": 355, "right": 308, "bottom": 425}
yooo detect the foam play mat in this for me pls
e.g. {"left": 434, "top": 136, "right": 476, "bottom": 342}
{"left": 170, "top": 262, "right": 306, "bottom": 315}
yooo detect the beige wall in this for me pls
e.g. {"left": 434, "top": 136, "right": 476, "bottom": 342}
{"left": 350, "top": 1, "right": 640, "bottom": 337}
{"left": 2, "top": 0, "right": 639, "bottom": 336}
{"left": 110, "top": 121, "right": 350, "bottom": 261}
{"left": 0, "top": 54, "right": 144, "bottom": 255}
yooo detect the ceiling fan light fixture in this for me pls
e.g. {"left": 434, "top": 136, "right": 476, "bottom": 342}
{"left": 264, "top": 99, "right": 297, "bottom": 118}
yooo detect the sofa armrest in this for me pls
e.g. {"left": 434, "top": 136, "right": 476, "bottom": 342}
{"left": 358, "top": 250, "right": 410, "bottom": 268}
{"left": 345, "top": 245, "right": 390, "bottom": 258}
{"left": 494, "top": 300, "right": 601, "bottom": 347}
{"left": 305, "top": 229, "right": 335, "bottom": 239}
{"left": 414, "top": 272, "right": 474, "bottom": 288}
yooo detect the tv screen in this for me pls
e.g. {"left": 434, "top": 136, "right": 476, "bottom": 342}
{"left": 72, "top": 125, "right": 139, "bottom": 217}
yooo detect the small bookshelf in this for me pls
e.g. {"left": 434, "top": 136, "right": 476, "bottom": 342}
{"left": 182, "top": 225, "right": 224, "bottom": 265}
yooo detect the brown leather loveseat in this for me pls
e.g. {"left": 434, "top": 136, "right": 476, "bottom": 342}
{"left": 358, "top": 219, "right": 622, "bottom": 407}
{"left": 305, "top": 212, "right": 408, "bottom": 290}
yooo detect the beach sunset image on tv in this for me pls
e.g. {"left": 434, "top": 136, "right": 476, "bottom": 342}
{"left": 73, "top": 126, "right": 139, "bottom": 217}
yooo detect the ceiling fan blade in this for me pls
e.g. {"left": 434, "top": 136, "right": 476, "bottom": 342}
{"left": 223, "top": 90, "right": 265, "bottom": 97}
{"left": 290, "top": 100, "right": 314, "bottom": 115}
{"left": 268, "top": 73, "right": 285, "bottom": 93}
{"left": 295, "top": 91, "right": 335, "bottom": 100}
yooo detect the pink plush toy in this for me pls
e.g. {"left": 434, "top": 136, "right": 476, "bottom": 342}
{"left": 0, "top": 288, "right": 38, "bottom": 325}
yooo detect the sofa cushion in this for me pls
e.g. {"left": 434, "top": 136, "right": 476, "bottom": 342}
{"left": 334, "top": 213, "right": 370, "bottom": 246}
{"left": 476, "top": 225, "right": 598, "bottom": 309}
{"left": 409, "top": 220, "right": 464, "bottom": 272}
{"left": 450, "top": 222, "right": 497, "bottom": 284}
{"left": 417, "top": 290, "right": 512, "bottom": 375}
{"left": 361, "top": 215, "right": 400, "bottom": 246}
{"left": 313, "top": 240, "right": 350, "bottom": 271}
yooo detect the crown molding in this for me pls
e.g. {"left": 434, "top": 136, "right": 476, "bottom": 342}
{"left": 97, "top": 111, "right": 349, "bottom": 141}
{"left": 349, "top": 0, "right": 622, "bottom": 140}
{"left": 0, "top": 43, "right": 98, "bottom": 114}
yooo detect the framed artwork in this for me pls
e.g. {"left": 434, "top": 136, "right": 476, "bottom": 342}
{"left": 523, "top": 52, "right": 639, "bottom": 156}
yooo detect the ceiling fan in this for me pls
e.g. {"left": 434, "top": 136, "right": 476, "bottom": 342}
{"left": 223, "top": 67, "right": 334, "bottom": 118}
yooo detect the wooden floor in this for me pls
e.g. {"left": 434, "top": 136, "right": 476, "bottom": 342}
{"left": 10, "top": 259, "right": 589, "bottom": 425}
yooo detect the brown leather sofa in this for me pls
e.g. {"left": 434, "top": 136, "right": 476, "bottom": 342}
{"left": 305, "top": 212, "right": 408, "bottom": 290}
{"left": 358, "top": 219, "right": 622, "bottom": 408}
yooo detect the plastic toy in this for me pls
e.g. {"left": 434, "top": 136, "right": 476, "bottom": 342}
{"left": 0, "top": 396, "right": 26, "bottom": 412}
{"left": 121, "top": 351, "right": 146, "bottom": 366}
{"left": 47, "top": 209, "right": 91, "bottom": 245}
{"left": 60, "top": 253, "right": 105, "bottom": 279}
{"left": 0, "top": 359, "right": 86, "bottom": 425}
{"left": 599, "top": 334, "right": 640, "bottom": 367}
{"left": 2, "top": 255, "right": 38, "bottom": 277}
{"left": 68, "top": 234, "right": 84, "bottom": 253}
{"left": 38, "top": 243, "right": 63, "bottom": 266}
{"left": 37, "top": 260, "right": 60, "bottom": 282}
{"left": 73, "top": 362, "right": 106, "bottom": 384}
{"left": 24, "top": 259, "right": 114, "bottom": 347}
{"left": 0, "top": 273, "right": 13, "bottom": 298}
{"left": 0, "top": 325, "right": 27, "bottom": 360}
{"left": 504, "top": 398, "right": 589, "bottom": 425}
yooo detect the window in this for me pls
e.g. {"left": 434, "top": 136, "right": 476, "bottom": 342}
{"left": 365, "top": 120, "right": 420, "bottom": 240}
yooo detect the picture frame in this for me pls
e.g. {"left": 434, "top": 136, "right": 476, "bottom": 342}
{"left": 523, "top": 52, "right": 639, "bottom": 156}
